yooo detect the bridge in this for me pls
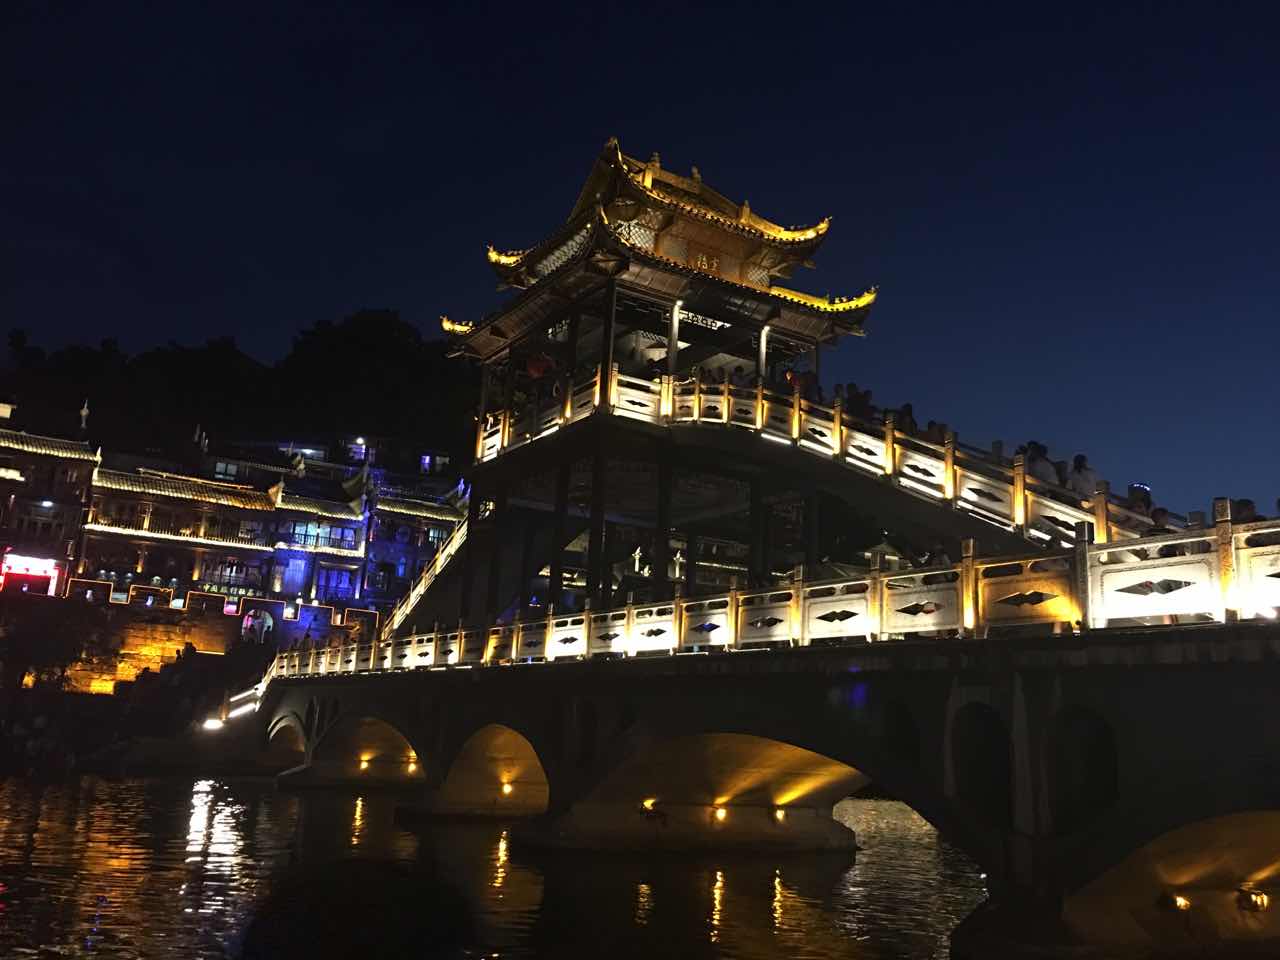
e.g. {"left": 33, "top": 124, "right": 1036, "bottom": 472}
{"left": 213, "top": 141, "right": 1280, "bottom": 953}
{"left": 214, "top": 506, "right": 1280, "bottom": 952}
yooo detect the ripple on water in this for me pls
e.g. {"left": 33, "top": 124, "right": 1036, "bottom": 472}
{"left": 0, "top": 779, "right": 985, "bottom": 959}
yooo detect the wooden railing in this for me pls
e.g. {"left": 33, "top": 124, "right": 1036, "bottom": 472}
{"left": 229, "top": 507, "right": 1279, "bottom": 703}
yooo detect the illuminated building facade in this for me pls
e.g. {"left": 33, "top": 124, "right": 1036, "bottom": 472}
{"left": 0, "top": 422, "right": 460, "bottom": 614}
{"left": 0, "top": 426, "right": 98, "bottom": 594}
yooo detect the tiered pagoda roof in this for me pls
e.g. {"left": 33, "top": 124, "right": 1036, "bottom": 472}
{"left": 448, "top": 138, "right": 877, "bottom": 361}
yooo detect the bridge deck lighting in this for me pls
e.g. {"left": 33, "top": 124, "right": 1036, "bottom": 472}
{"left": 201, "top": 718, "right": 223, "bottom": 731}
{"left": 713, "top": 805, "right": 727, "bottom": 822}
{"left": 1239, "top": 889, "right": 1270, "bottom": 912}
{"left": 501, "top": 782, "right": 514, "bottom": 796}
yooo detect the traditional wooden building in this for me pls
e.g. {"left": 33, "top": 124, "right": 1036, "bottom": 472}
{"left": 385, "top": 139, "right": 1042, "bottom": 639}
{"left": 0, "top": 427, "right": 98, "bottom": 594}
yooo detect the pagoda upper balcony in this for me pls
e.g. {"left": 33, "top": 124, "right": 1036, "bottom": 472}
{"left": 475, "top": 359, "right": 1171, "bottom": 551}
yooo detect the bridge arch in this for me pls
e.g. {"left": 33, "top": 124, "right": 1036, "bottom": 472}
{"left": 435, "top": 723, "right": 549, "bottom": 816}
{"left": 265, "top": 713, "right": 307, "bottom": 769}
{"left": 309, "top": 713, "right": 426, "bottom": 783}
{"left": 1063, "top": 809, "right": 1280, "bottom": 948}
{"left": 1045, "top": 704, "right": 1118, "bottom": 835}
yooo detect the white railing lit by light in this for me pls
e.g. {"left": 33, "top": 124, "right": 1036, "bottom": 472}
{"left": 477, "top": 364, "right": 1167, "bottom": 551}
{"left": 380, "top": 517, "right": 468, "bottom": 640}
{"left": 210, "top": 507, "right": 1280, "bottom": 720}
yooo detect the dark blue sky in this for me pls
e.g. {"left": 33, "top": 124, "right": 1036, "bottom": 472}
{"left": 4, "top": 2, "right": 1277, "bottom": 513}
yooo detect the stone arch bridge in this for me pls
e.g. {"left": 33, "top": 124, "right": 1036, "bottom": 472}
{"left": 254, "top": 621, "right": 1280, "bottom": 952}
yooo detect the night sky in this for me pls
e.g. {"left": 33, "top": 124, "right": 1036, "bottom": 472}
{"left": 4, "top": 3, "right": 1277, "bottom": 514}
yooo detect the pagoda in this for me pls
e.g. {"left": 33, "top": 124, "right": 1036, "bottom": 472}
{"left": 398, "top": 139, "right": 1027, "bottom": 637}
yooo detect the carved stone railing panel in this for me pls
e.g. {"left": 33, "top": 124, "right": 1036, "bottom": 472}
{"left": 680, "top": 595, "right": 733, "bottom": 648}
{"left": 736, "top": 589, "right": 794, "bottom": 647}
{"left": 802, "top": 580, "right": 875, "bottom": 642}
{"left": 977, "top": 558, "right": 1077, "bottom": 629}
{"left": 881, "top": 572, "right": 963, "bottom": 636}
{"left": 547, "top": 613, "right": 588, "bottom": 661}
{"left": 1089, "top": 534, "right": 1222, "bottom": 626}
{"left": 629, "top": 603, "right": 678, "bottom": 655}
{"left": 587, "top": 609, "right": 628, "bottom": 657}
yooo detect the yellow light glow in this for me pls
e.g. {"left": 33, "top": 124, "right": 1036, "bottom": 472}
{"left": 501, "top": 782, "right": 514, "bottom": 796}
{"left": 440, "top": 315, "right": 474, "bottom": 335}
{"left": 1173, "top": 893, "right": 1192, "bottom": 911}
{"left": 768, "top": 285, "right": 877, "bottom": 313}
{"left": 713, "top": 805, "right": 727, "bottom": 822}
{"left": 774, "top": 807, "right": 786, "bottom": 823}
{"left": 486, "top": 245, "right": 527, "bottom": 267}
{"left": 359, "top": 757, "right": 370, "bottom": 771}
{"left": 1241, "top": 889, "right": 1270, "bottom": 912}
{"left": 407, "top": 759, "right": 417, "bottom": 773}
{"left": 642, "top": 797, "right": 657, "bottom": 811}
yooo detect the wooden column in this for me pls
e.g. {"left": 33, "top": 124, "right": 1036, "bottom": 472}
{"left": 749, "top": 478, "right": 766, "bottom": 586}
{"left": 653, "top": 450, "right": 673, "bottom": 598}
{"left": 518, "top": 517, "right": 538, "bottom": 619}
{"left": 804, "top": 491, "right": 821, "bottom": 571}
{"left": 548, "top": 462, "right": 570, "bottom": 610}
{"left": 586, "top": 449, "right": 607, "bottom": 606}
{"left": 484, "top": 482, "right": 509, "bottom": 622}
{"left": 685, "top": 533, "right": 699, "bottom": 597}
{"left": 600, "top": 279, "right": 618, "bottom": 382}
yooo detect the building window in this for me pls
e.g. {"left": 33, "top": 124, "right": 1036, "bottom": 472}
{"left": 396, "top": 556, "right": 408, "bottom": 578}
{"left": 214, "top": 461, "right": 240, "bottom": 480}
{"left": 427, "top": 526, "right": 447, "bottom": 546}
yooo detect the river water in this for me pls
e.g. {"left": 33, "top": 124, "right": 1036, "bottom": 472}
{"left": 0, "top": 777, "right": 987, "bottom": 959}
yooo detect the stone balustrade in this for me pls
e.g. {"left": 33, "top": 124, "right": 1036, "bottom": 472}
{"left": 243, "top": 505, "right": 1280, "bottom": 704}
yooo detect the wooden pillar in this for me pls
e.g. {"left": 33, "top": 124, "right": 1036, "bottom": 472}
{"left": 600, "top": 279, "right": 618, "bottom": 382}
{"left": 475, "top": 364, "right": 490, "bottom": 462}
{"left": 1091, "top": 480, "right": 1111, "bottom": 544}
{"left": 518, "top": 517, "right": 538, "bottom": 619}
{"left": 458, "top": 491, "right": 481, "bottom": 622}
{"left": 667, "top": 299, "right": 682, "bottom": 378}
{"left": 562, "top": 311, "right": 581, "bottom": 417}
{"left": 685, "top": 533, "right": 699, "bottom": 597}
{"left": 501, "top": 357, "right": 517, "bottom": 449}
{"left": 586, "top": 449, "right": 607, "bottom": 606}
{"left": 548, "top": 462, "right": 570, "bottom": 610}
{"left": 484, "top": 482, "right": 508, "bottom": 622}
{"left": 654, "top": 451, "right": 673, "bottom": 598}
{"left": 749, "top": 478, "right": 766, "bottom": 586}
{"left": 804, "top": 491, "right": 821, "bottom": 571}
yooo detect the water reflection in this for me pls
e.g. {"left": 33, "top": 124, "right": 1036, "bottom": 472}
{"left": 0, "top": 779, "right": 985, "bottom": 959}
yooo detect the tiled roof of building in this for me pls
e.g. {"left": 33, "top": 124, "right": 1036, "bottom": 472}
{"left": 376, "top": 496, "right": 460, "bottom": 522}
{"left": 93, "top": 468, "right": 276, "bottom": 510}
{"left": 278, "top": 492, "right": 364, "bottom": 520}
{"left": 0, "top": 428, "right": 100, "bottom": 462}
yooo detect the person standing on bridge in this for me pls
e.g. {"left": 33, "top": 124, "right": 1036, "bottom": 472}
{"left": 1066, "top": 454, "right": 1100, "bottom": 499}
{"left": 1026, "top": 441, "right": 1059, "bottom": 485}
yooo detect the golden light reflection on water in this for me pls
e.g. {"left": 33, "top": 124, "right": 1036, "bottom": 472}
{"left": 350, "top": 796, "right": 365, "bottom": 847}
{"left": 635, "top": 881, "right": 653, "bottom": 926}
{"left": 492, "top": 829, "right": 509, "bottom": 889}
{"left": 709, "top": 869, "right": 725, "bottom": 943}
{"left": 0, "top": 781, "right": 985, "bottom": 960}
